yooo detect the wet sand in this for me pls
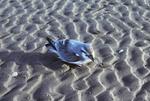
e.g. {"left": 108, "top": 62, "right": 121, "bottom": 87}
{"left": 0, "top": 0, "right": 150, "bottom": 101}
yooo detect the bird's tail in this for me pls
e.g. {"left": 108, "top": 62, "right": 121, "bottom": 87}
{"left": 45, "top": 37, "right": 57, "bottom": 50}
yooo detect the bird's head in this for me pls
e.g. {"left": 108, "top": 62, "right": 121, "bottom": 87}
{"left": 76, "top": 44, "right": 94, "bottom": 61}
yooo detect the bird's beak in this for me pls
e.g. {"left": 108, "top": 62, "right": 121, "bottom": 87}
{"left": 88, "top": 55, "right": 94, "bottom": 61}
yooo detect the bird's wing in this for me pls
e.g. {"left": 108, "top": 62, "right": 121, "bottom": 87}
{"left": 65, "top": 39, "right": 84, "bottom": 52}
{"left": 55, "top": 39, "right": 92, "bottom": 64}
{"left": 55, "top": 40, "right": 81, "bottom": 62}
{"left": 57, "top": 50, "right": 81, "bottom": 62}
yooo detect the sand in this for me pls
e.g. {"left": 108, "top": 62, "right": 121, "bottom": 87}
{"left": 0, "top": 0, "right": 150, "bottom": 101}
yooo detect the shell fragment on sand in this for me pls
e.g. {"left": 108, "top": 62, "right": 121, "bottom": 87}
{"left": 118, "top": 49, "right": 124, "bottom": 53}
{"left": 12, "top": 72, "right": 18, "bottom": 77}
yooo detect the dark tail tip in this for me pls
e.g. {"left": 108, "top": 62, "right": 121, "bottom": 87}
{"left": 46, "top": 37, "right": 53, "bottom": 43}
{"left": 45, "top": 43, "right": 50, "bottom": 47}
{"left": 45, "top": 37, "right": 53, "bottom": 47}
{"left": 45, "top": 37, "right": 56, "bottom": 50}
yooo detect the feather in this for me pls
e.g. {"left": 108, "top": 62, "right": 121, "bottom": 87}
{"left": 45, "top": 38, "right": 94, "bottom": 65}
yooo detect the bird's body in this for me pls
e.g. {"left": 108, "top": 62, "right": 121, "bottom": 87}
{"left": 45, "top": 37, "right": 94, "bottom": 66}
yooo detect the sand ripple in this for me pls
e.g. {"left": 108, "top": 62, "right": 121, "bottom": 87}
{"left": 0, "top": 0, "right": 150, "bottom": 101}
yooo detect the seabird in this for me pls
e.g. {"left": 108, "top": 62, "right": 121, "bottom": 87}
{"left": 45, "top": 37, "right": 94, "bottom": 66}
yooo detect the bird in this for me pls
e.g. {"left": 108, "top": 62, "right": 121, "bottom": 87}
{"left": 45, "top": 37, "right": 94, "bottom": 66}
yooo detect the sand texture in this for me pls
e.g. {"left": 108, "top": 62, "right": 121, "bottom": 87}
{"left": 0, "top": 0, "right": 150, "bottom": 101}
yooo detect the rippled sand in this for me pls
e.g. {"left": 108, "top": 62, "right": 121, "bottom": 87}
{"left": 0, "top": 0, "right": 150, "bottom": 101}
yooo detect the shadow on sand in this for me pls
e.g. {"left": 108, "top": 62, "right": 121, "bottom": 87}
{"left": 0, "top": 50, "right": 67, "bottom": 71}
{"left": 0, "top": 51, "right": 79, "bottom": 101}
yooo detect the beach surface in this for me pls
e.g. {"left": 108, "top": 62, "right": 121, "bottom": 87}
{"left": 0, "top": 0, "right": 150, "bottom": 101}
